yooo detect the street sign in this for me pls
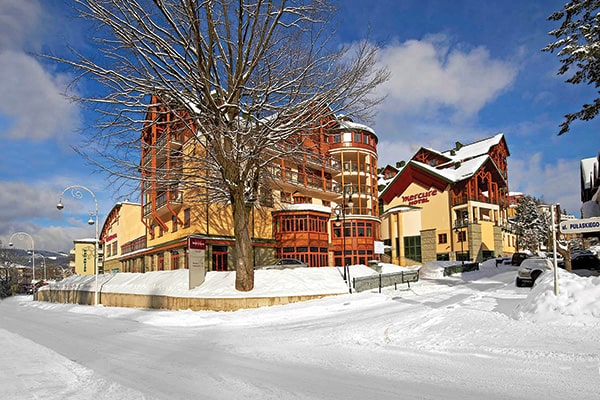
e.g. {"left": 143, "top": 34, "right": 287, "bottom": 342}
{"left": 560, "top": 217, "right": 600, "bottom": 234}
{"left": 188, "top": 236, "right": 206, "bottom": 289}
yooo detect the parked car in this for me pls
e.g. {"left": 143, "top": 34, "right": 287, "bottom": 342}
{"left": 28, "top": 280, "right": 48, "bottom": 295}
{"left": 515, "top": 257, "right": 553, "bottom": 287}
{"left": 511, "top": 252, "right": 529, "bottom": 266}
{"left": 260, "top": 258, "right": 308, "bottom": 270}
{"left": 570, "top": 253, "right": 600, "bottom": 270}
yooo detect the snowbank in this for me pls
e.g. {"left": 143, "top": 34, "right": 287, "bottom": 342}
{"left": 40, "top": 260, "right": 600, "bottom": 326}
{"left": 514, "top": 268, "right": 600, "bottom": 323}
{"left": 41, "top": 267, "right": 357, "bottom": 298}
{"left": 418, "top": 261, "right": 469, "bottom": 279}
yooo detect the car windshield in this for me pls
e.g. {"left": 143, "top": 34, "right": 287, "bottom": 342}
{"left": 520, "top": 258, "right": 551, "bottom": 269}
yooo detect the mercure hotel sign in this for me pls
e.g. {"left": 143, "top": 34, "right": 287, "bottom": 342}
{"left": 402, "top": 189, "right": 438, "bottom": 206}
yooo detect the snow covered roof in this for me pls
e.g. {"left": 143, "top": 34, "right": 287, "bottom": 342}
{"left": 411, "top": 154, "right": 491, "bottom": 183}
{"left": 279, "top": 203, "right": 332, "bottom": 214}
{"left": 379, "top": 134, "right": 508, "bottom": 199}
{"left": 337, "top": 119, "right": 376, "bottom": 135}
{"left": 441, "top": 133, "right": 505, "bottom": 161}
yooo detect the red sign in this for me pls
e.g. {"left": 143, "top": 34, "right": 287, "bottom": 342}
{"left": 402, "top": 189, "right": 438, "bottom": 206}
{"left": 188, "top": 237, "right": 206, "bottom": 250}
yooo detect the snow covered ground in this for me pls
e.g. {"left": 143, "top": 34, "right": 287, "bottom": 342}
{"left": 1, "top": 260, "right": 599, "bottom": 399}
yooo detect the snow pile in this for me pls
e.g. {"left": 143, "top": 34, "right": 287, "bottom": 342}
{"left": 418, "top": 261, "right": 465, "bottom": 279}
{"left": 42, "top": 267, "right": 353, "bottom": 298}
{"left": 514, "top": 268, "right": 600, "bottom": 323}
{"left": 40, "top": 260, "right": 600, "bottom": 326}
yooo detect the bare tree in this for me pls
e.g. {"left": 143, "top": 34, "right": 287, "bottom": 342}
{"left": 51, "top": 0, "right": 388, "bottom": 291}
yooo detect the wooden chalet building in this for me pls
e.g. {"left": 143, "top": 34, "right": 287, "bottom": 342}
{"left": 379, "top": 134, "right": 516, "bottom": 265}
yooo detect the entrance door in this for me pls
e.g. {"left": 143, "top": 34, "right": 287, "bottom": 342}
{"left": 212, "top": 246, "right": 228, "bottom": 271}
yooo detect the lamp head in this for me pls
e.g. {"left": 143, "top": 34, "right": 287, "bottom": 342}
{"left": 56, "top": 202, "right": 64, "bottom": 210}
{"left": 9, "top": 242, "right": 13, "bottom": 247}
{"left": 88, "top": 217, "right": 95, "bottom": 225}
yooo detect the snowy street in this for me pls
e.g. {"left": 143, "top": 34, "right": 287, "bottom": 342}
{"left": 1, "top": 263, "right": 599, "bottom": 399}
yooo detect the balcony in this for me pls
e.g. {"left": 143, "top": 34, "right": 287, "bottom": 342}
{"left": 271, "top": 166, "right": 341, "bottom": 195}
{"left": 266, "top": 143, "right": 340, "bottom": 174}
{"left": 452, "top": 194, "right": 501, "bottom": 207}
{"left": 143, "top": 190, "right": 183, "bottom": 216}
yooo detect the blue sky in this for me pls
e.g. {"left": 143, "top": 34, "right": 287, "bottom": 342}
{"left": 1, "top": 0, "right": 598, "bottom": 252}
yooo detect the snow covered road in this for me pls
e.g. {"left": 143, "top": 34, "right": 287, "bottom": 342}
{"left": 1, "top": 265, "right": 599, "bottom": 399}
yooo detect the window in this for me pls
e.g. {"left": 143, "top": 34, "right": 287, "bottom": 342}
{"left": 404, "top": 236, "right": 422, "bottom": 262}
{"left": 457, "top": 231, "right": 467, "bottom": 242}
{"left": 438, "top": 233, "right": 447, "bottom": 244}
{"left": 333, "top": 134, "right": 341, "bottom": 143}
{"left": 172, "top": 215, "right": 178, "bottom": 232}
{"left": 437, "top": 253, "right": 450, "bottom": 261}
{"left": 183, "top": 208, "right": 191, "bottom": 228}
{"left": 363, "top": 134, "right": 369, "bottom": 144}
{"left": 357, "top": 222, "right": 365, "bottom": 236}
{"left": 354, "top": 132, "right": 361, "bottom": 143}
{"left": 171, "top": 251, "right": 180, "bottom": 269}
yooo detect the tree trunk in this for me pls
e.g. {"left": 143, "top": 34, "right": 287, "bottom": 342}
{"left": 232, "top": 194, "right": 255, "bottom": 292}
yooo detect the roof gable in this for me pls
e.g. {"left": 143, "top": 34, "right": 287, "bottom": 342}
{"left": 381, "top": 162, "right": 449, "bottom": 204}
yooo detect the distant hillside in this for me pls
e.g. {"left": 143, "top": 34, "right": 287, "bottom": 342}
{"left": 0, "top": 248, "right": 70, "bottom": 269}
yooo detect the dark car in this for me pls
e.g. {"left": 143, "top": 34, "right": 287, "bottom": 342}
{"left": 511, "top": 252, "right": 529, "bottom": 266}
{"left": 570, "top": 253, "right": 600, "bottom": 270}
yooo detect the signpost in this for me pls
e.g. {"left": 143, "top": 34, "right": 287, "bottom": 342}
{"left": 559, "top": 217, "right": 600, "bottom": 234}
{"left": 188, "top": 236, "right": 206, "bottom": 289}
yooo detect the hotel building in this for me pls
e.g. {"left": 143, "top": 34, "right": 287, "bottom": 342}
{"left": 379, "top": 134, "right": 516, "bottom": 265}
{"left": 104, "top": 96, "right": 381, "bottom": 272}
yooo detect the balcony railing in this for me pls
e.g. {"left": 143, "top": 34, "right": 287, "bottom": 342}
{"left": 143, "top": 190, "right": 183, "bottom": 216}
{"left": 452, "top": 195, "right": 500, "bottom": 206}
{"left": 271, "top": 166, "right": 340, "bottom": 194}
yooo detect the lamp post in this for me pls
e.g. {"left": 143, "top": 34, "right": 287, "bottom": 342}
{"left": 550, "top": 203, "right": 559, "bottom": 296}
{"left": 454, "top": 217, "right": 467, "bottom": 265}
{"left": 9, "top": 232, "right": 35, "bottom": 285}
{"left": 32, "top": 253, "right": 47, "bottom": 281}
{"left": 333, "top": 184, "right": 354, "bottom": 284}
{"left": 57, "top": 185, "right": 100, "bottom": 306}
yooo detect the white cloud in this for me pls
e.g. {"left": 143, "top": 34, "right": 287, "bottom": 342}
{"left": 0, "top": 180, "right": 103, "bottom": 252}
{"left": 508, "top": 154, "right": 582, "bottom": 216}
{"left": 0, "top": 0, "right": 41, "bottom": 52}
{"left": 0, "top": 51, "right": 80, "bottom": 141}
{"left": 0, "top": 0, "right": 80, "bottom": 142}
{"left": 376, "top": 35, "right": 518, "bottom": 119}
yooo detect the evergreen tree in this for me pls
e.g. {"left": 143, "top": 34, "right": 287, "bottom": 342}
{"left": 544, "top": 0, "right": 600, "bottom": 134}
{"left": 514, "top": 195, "right": 548, "bottom": 252}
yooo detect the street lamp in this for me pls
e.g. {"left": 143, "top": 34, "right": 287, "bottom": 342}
{"left": 454, "top": 217, "right": 468, "bottom": 265}
{"left": 333, "top": 184, "right": 354, "bottom": 284}
{"left": 57, "top": 185, "right": 100, "bottom": 306}
{"left": 31, "top": 253, "right": 47, "bottom": 281}
{"left": 9, "top": 232, "right": 35, "bottom": 284}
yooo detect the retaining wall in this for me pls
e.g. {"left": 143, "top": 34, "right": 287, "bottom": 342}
{"left": 36, "top": 289, "right": 333, "bottom": 312}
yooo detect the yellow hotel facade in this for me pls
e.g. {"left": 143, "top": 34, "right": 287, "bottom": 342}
{"left": 379, "top": 134, "right": 517, "bottom": 266}
{"left": 99, "top": 96, "right": 381, "bottom": 273}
